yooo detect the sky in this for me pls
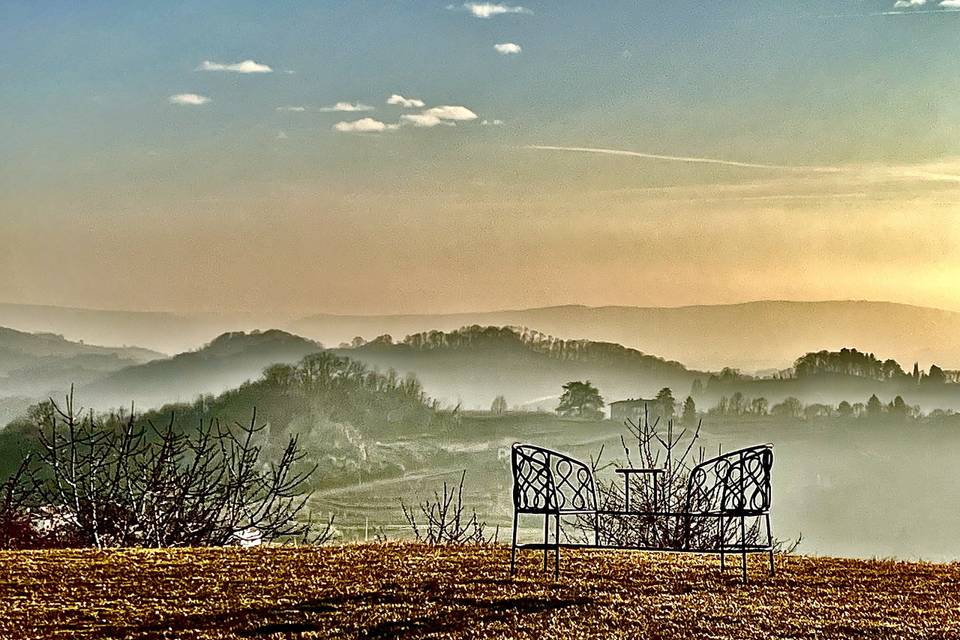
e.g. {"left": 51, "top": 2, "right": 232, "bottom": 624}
{"left": 2, "top": 0, "right": 960, "bottom": 315}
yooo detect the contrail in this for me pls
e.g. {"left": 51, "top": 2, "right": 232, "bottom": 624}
{"left": 525, "top": 145, "right": 960, "bottom": 183}
{"left": 814, "top": 8, "right": 960, "bottom": 18}
{"left": 525, "top": 145, "right": 842, "bottom": 173}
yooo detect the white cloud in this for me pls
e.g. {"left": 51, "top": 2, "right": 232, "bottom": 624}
{"left": 387, "top": 94, "right": 426, "bottom": 108}
{"left": 169, "top": 93, "right": 211, "bottom": 106}
{"left": 893, "top": 0, "right": 925, "bottom": 6}
{"left": 276, "top": 106, "right": 307, "bottom": 112}
{"left": 333, "top": 118, "right": 398, "bottom": 133}
{"left": 319, "top": 102, "right": 375, "bottom": 112}
{"left": 494, "top": 42, "right": 522, "bottom": 55}
{"left": 400, "top": 105, "right": 479, "bottom": 128}
{"left": 481, "top": 119, "right": 504, "bottom": 126}
{"left": 452, "top": 2, "right": 532, "bottom": 18}
{"left": 422, "top": 105, "right": 478, "bottom": 121}
{"left": 335, "top": 103, "right": 479, "bottom": 131}
{"left": 400, "top": 113, "right": 449, "bottom": 128}
{"left": 940, "top": 0, "right": 960, "bottom": 6}
{"left": 196, "top": 59, "right": 273, "bottom": 73}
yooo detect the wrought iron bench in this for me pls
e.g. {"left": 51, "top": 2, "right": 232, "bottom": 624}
{"left": 509, "top": 442, "right": 774, "bottom": 583}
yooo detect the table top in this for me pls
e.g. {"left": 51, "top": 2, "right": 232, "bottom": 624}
{"left": 614, "top": 467, "right": 664, "bottom": 474}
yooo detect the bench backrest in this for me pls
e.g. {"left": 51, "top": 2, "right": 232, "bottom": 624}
{"left": 512, "top": 444, "right": 597, "bottom": 514}
{"left": 685, "top": 444, "right": 773, "bottom": 516}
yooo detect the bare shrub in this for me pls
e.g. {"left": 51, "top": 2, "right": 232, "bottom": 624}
{"left": 16, "top": 388, "right": 331, "bottom": 548}
{"left": 582, "top": 405, "right": 766, "bottom": 551}
{"left": 401, "top": 471, "right": 496, "bottom": 545}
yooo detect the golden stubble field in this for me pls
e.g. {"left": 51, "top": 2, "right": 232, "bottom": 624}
{"left": 0, "top": 543, "right": 959, "bottom": 639}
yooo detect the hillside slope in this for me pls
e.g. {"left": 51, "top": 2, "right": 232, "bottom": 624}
{"left": 0, "top": 327, "right": 163, "bottom": 398}
{"left": 333, "top": 326, "right": 703, "bottom": 409}
{"left": 79, "top": 330, "right": 324, "bottom": 411}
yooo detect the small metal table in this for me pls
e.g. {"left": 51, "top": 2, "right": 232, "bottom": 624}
{"left": 615, "top": 468, "right": 665, "bottom": 512}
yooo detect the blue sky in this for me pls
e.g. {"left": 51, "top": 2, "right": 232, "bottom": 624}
{"left": 2, "top": 1, "right": 960, "bottom": 314}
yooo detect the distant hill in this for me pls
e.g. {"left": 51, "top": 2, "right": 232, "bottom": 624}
{"left": 0, "top": 326, "right": 163, "bottom": 399}
{"left": 294, "top": 300, "right": 960, "bottom": 372}
{"left": 7, "top": 300, "right": 960, "bottom": 373}
{"left": 0, "top": 303, "right": 282, "bottom": 356}
{"left": 78, "top": 330, "right": 324, "bottom": 411}
{"left": 332, "top": 326, "right": 705, "bottom": 410}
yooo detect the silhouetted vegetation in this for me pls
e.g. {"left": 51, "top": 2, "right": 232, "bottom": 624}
{"left": 556, "top": 381, "right": 605, "bottom": 419}
{"left": 699, "top": 348, "right": 960, "bottom": 413}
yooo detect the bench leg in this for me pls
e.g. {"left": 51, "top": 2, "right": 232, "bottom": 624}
{"left": 554, "top": 514, "right": 560, "bottom": 580}
{"left": 719, "top": 515, "right": 725, "bottom": 572}
{"left": 740, "top": 515, "right": 748, "bottom": 584}
{"left": 765, "top": 513, "right": 774, "bottom": 577}
{"left": 543, "top": 514, "right": 549, "bottom": 572}
{"left": 510, "top": 510, "right": 518, "bottom": 577}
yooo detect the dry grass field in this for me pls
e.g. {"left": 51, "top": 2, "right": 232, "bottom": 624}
{"left": 1, "top": 543, "right": 959, "bottom": 639}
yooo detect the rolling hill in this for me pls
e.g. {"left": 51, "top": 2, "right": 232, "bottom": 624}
{"left": 0, "top": 326, "right": 163, "bottom": 398}
{"left": 332, "top": 326, "right": 704, "bottom": 410}
{"left": 294, "top": 300, "right": 960, "bottom": 373}
{"left": 6, "top": 299, "right": 960, "bottom": 374}
{"left": 78, "top": 330, "right": 325, "bottom": 411}
{"left": 0, "top": 302, "right": 281, "bottom": 356}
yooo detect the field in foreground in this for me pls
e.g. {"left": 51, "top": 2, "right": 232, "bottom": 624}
{"left": 1, "top": 544, "right": 960, "bottom": 639}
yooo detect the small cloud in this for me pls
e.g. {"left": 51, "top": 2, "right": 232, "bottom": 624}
{"left": 450, "top": 2, "right": 532, "bottom": 18}
{"left": 400, "top": 113, "right": 449, "bottom": 128}
{"left": 196, "top": 59, "right": 273, "bottom": 73}
{"left": 276, "top": 106, "right": 307, "bottom": 112}
{"left": 481, "top": 119, "right": 504, "bottom": 126}
{"left": 401, "top": 105, "right": 479, "bottom": 128}
{"left": 494, "top": 42, "right": 522, "bottom": 55}
{"left": 169, "top": 93, "right": 211, "bottom": 106}
{"left": 893, "top": 0, "right": 925, "bottom": 6}
{"left": 940, "top": 0, "right": 960, "bottom": 6}
{"left": 333, "top": 117, "right": 398, "bottom": 133}
{"left": 387, "top": 94, "right": 426, "bottom": 108}
{"left": 423, "top": 105, "right": 478, "bottom": 121}
{"left": 319, "top": 102, "right": 375, "bottom": 112}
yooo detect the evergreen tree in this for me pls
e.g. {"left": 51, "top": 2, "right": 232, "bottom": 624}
{"left": 556, "top": 381, "right": 605, "bottom": 419}
{"left": 655, "top": 387, "right": 676, "bottom": 421}
{"left": 866, "top": 394, "right": 883, "bottom": 417}
{"left": 682, "top": 396, "right": 697, "bottom": 426}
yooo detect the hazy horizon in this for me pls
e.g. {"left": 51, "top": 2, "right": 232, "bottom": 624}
{"left": 4, "top": 296, "right": 960, "bottom": 319}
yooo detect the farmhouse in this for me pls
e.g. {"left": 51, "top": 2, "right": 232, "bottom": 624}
{"left": 609, "top": 398, "right": 655, "bottom": 422}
